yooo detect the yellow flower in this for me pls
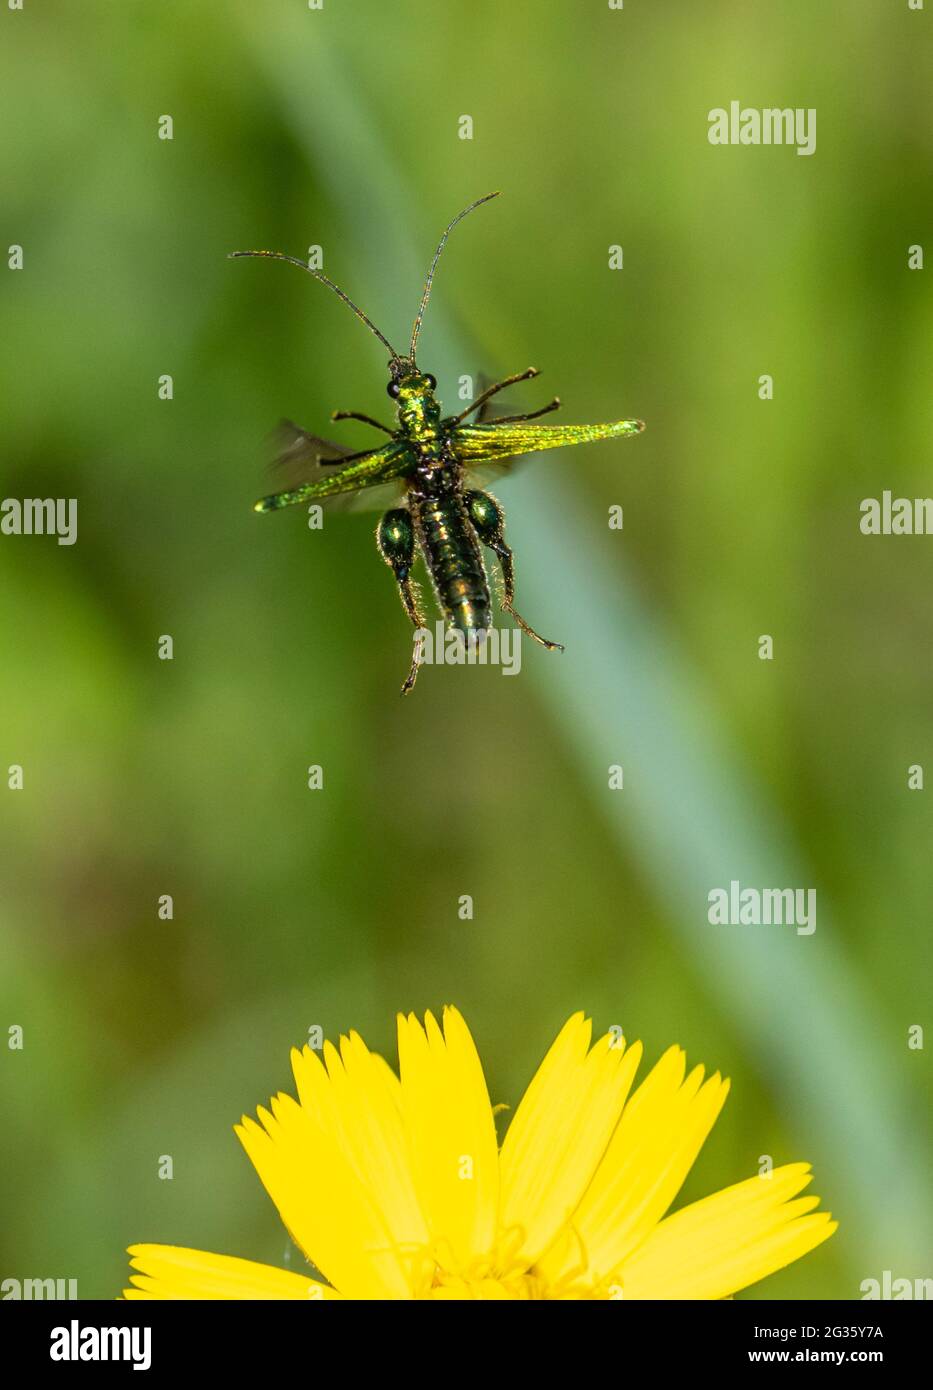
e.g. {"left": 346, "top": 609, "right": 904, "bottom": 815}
{"left": 123, "top": 1009, "right": 836, "bottom": 1300}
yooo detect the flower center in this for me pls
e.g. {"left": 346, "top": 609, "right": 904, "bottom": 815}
{"left": 426, "top": 1271, "right": 545, "bottom": 1300}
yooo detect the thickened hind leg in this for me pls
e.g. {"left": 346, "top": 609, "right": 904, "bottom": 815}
{"left": 464, "top": 490, "right": 564, "bottom": 651}
{"left": 377, "top": 509, "right": 425, "bottom": 694}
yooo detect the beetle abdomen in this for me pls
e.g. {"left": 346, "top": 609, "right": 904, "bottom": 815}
{"left": 414, "top": 491, "right": 491, "bottom": 633}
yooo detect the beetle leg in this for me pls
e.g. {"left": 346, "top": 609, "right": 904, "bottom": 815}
{"left": 486, "top": 397, "right": 560, "bottom": 425}
{"left": 377, "top": 508, "right": 426, "bottom": 693}
{"left": 449, "top": 368, "right": 540, "bottom": 425}
{"left": 464, "top": 490, "right": 564, "bottom": 651}
{"left": 332, "top": 410, "right": 395, "bottom": 436}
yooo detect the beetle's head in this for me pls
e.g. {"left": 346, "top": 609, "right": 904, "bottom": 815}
{"left": 387, "top": 359, "right": 440, "bottom": 425}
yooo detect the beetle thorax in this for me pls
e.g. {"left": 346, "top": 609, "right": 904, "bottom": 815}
{"left": 398, "top": 385, "right": 442, "bottom": 450}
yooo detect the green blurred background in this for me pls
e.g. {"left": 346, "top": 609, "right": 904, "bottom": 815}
{"left": 1, "top": 0, "right": 930, "bottom": 1300}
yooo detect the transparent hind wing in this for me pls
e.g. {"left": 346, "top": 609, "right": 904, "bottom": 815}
{"left": 336, "top": 478, "right": 409, "bottom": 514}
{"left": 270, "top": 419, "right": 354, "bottom": 473}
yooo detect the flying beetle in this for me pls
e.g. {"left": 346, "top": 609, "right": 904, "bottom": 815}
{"left": 230, "top": 193, "right": 644, "bottom": 693}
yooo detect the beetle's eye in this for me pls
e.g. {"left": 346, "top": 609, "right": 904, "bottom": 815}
{"left": 387, "top": 380, "right": 401, "bottom": 399}
{"left": 424, "top": 373, "right": 437, "bottom": 391}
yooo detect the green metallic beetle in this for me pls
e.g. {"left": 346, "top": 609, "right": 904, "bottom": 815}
{"left": 231, "top": 193, "right": 644, "bottom": 693}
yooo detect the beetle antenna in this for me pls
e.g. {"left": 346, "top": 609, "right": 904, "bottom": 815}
{"left": 228, "top": 249, "right": 401, "bottom": 360}
{"left": 409, "top": 192, "right": 500, "bottom": 363}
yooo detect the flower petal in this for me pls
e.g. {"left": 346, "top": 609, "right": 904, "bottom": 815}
{"left": 539, "top": 1044, "right": 729, "bottom": 1285}
{"left": 396, "top": 1007, "right": 499, "bottom": 1274}
{"left": 236, "top": 1032, "right": 428, "bottom": 1299}
{"left": 616, "top": 1163, "right": 837, "bottom": 1299}
{"left": 123, "top": 1245, "right": 339, "bottom": 1300}
{"left": 498, "top": 1014, "right": 641, "bottom": 1267}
